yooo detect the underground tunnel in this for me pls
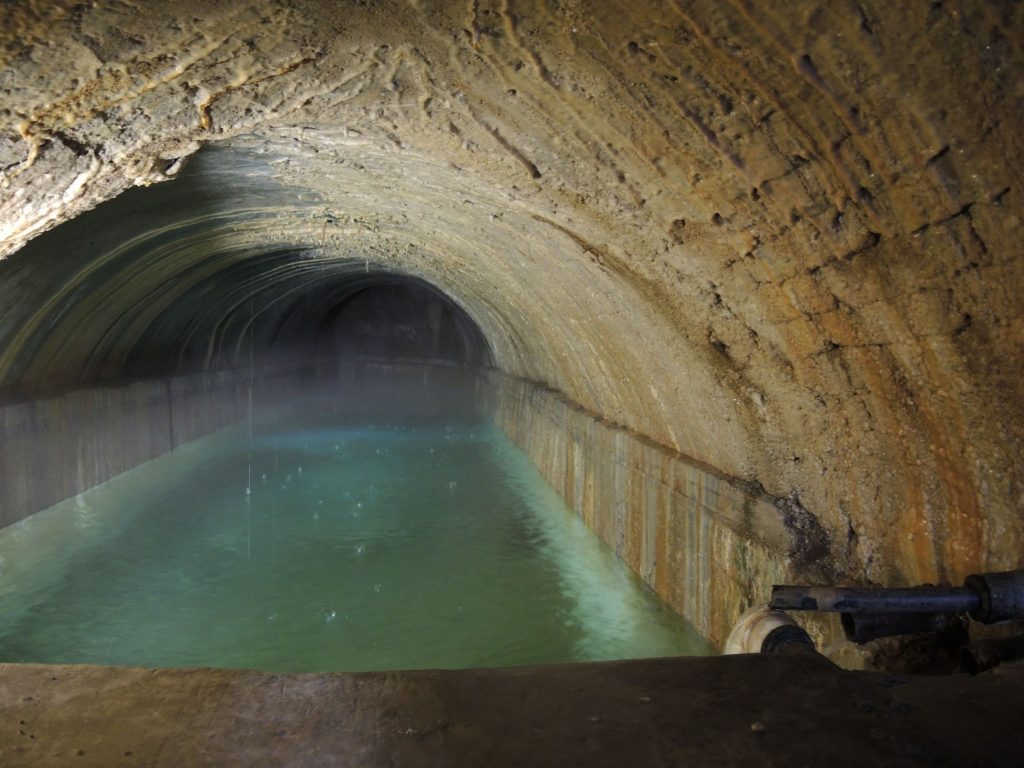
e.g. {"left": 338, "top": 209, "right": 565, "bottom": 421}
{"left": 0, "top": 0, "right": 1023, "bottom": 765}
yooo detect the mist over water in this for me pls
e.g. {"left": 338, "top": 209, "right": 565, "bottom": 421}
{"left": 0, "top": 371, "right": 709, "bottom": 672}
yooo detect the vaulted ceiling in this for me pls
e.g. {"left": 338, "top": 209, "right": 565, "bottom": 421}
{"left": 2, "top": 0, "right": 1021, "bottom": 586}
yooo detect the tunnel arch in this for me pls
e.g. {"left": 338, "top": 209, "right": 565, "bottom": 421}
{"left": 0, "top": 0, "right": 1022, "bottom": 602}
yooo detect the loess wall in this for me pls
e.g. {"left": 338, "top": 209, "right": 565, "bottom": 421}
{"left": 1, "top": 1, "right": 1023, "bottom": 606}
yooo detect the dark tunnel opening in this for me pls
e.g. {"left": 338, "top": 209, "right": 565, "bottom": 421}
{"left": 314, "top": 277, "right": 493, "bottom": 366}
{"left": 118, "top": 266, "right": 495, "bottom": 384}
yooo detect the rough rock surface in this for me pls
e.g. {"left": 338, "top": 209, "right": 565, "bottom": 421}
{"left": 1, "top": 1, "right": 1022, "bottom": 588}
{"left": 2, "top": 657, "right": 1024, "bottom": 767}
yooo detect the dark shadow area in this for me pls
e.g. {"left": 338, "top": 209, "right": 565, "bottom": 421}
{"left": 316, "top": 279, "right": 492, "bottom": 366}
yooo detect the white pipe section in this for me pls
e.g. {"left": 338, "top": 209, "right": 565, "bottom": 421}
{"left": 724, "top": 605, "right": 803, "bottom": 655}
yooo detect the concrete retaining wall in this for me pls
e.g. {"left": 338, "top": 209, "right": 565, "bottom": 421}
{"left": 0, "top": 367, "right": 308, "bottom": 528}
{"left": 480, "top": 371, "right": 823, "bottom": 650}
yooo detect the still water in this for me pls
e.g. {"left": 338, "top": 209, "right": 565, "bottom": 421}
{"left": 0, "top": 397, "right": 708, "bottom": 672}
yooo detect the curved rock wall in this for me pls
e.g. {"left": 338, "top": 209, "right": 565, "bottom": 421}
{"left": 1, "top": 1, "right": 1022, "bottom": 589}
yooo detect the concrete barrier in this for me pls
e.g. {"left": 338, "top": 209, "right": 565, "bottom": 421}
{"left": 480, "top": 371, "right": 818, "bottom": 650}
{"left": 0, "top": 367, "right": 309, "bottom": 529}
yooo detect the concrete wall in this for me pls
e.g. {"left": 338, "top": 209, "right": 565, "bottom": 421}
{"left": 0, "top": 367, "right": 309, "bottom": 529}
{"left": 481, "top": 371, "right": 828, "bottom": 650}
{"left": 0, "top": 358, "right": 483, "bottom": 531}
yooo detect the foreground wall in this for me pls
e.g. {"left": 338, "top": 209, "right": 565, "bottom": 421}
{"left": 0, "top": 367, "right": 309, "bottom": 528}
{"left": 483, "top": 371, "right": 834, "bottom": 650}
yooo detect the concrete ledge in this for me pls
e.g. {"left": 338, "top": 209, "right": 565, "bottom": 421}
{"left": 1, "top": 656, "right": 1021, "bottom": 767}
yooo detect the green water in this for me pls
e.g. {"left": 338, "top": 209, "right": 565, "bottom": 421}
{"left": 0, "top": 403, "right": 708, "bottom": 672}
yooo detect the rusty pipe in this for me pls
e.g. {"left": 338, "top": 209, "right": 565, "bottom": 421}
{"left": 770, "top": 569, "right": 1024, "bottom": 625}
{"left": 770, "top": 585, "right": 981, "bottom": 615}
{"left": 964, "top": 570, "right": 1024, "bottom": 623}
{"left": 840, "top": 611, "right": 962, "bottom": 644}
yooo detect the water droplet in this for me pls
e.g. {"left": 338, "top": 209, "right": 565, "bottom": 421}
{"left": 325, "top": 610, "right": 337, "bottom": 624}
{"left": 355, "top": 544, "right": 365, "bottom": 555}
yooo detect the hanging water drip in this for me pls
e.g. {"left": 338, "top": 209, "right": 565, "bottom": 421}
{"left": 247, "top": 293, "right": 255, "bottom": 558}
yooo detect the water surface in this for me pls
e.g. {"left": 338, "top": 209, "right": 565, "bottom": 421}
{"left": 0, "top": 399, "right": 708, "bottom": 672}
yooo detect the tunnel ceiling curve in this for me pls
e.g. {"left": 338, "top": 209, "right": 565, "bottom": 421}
{"left": 1, "top": 1, "right": 1022, "bottom": 590}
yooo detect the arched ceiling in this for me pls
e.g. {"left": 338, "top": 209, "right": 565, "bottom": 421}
{"left": 1, "top": 0, "right": 1022, "bottom": 587}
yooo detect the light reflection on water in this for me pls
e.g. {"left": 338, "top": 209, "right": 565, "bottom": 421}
{"left": 0, "top": 402, "right": 709, "bottom": 672}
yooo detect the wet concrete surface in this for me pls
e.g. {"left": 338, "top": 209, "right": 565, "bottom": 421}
{"left": 1, "top": 654, "right": 1021, "bottom": 767}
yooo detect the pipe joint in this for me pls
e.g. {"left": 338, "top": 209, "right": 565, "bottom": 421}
{"left": 964, "top": 569, "right": 1024, "bottom": 624}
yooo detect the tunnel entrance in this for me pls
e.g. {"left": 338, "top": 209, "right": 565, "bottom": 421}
{"left": 0, "top": 325, "right": 711, "bottom": 672}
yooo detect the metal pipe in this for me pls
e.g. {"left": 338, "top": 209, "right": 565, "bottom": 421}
{"left": 841, "top": 611, "right": 948, "bottom": 643}
{"left": 771, "top": 569, "right": 1024, "bottom": 626}
{"left": 770, "top": 585, "right": 981, "bottom": 614}
{"left": 963, "top": 570, "right": 1024, "bottom": 623}
{"left": 840, "top": 611, "right": 962, "bottom": 644}
{"left": 760, "top": 623, "right": 817, "bottom": 655}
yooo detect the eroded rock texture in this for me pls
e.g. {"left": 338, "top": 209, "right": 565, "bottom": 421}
{"left": 1, "top": 1, "right": 1022, "bottom": 589}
